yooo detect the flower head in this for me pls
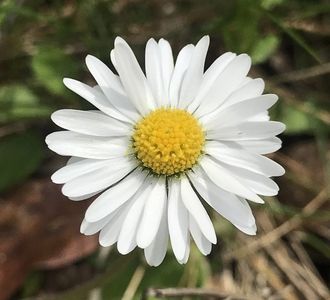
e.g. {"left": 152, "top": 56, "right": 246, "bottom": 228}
{"left": 46, "top": 36, "right": 285, "bottom": 266}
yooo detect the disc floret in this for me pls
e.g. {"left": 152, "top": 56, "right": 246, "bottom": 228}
{"left": 132, "top": 108, "right": 205, "bottom": 176}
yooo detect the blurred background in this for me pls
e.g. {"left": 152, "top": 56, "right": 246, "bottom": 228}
{"left": 0, "top": 0, "right": 329, "bottom": 299}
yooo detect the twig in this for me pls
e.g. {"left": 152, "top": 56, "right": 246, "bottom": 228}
{"left": 224, "top": 188, "right": 329, "bottom": 261}
{"left": 284, "top": 19, "right": 330, "bottom": 36}
{"left": 273, "top": 152, "right": 321, "bottom": 193}
{"left": 248, "top": 253, "right": 299, "bottom": 300}
{"left": 258, "top": 214, "right": 329, "bottom": 299}
{"left": 142, "top": 287, "right": 249, "bottom": 299}
{"left": 270, "top": 62, "right": 330, "bottom": 84}
{"left": 259, "top": 216, "right": 320, "bottom": 300}
{"left": 289, "top": 234, "right": 329, "bottom": 298}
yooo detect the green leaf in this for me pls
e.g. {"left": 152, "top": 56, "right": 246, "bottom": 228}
{"left": 261, "top": 0, "right": 286, "bottom": 10}
{"left": 20, "top": 272, "right": 43, "bottom": 298}
{"left": 251, "top": 35, "right": 280, "bottom": 64}
{"left": 0, "top": 85, "right": 52, "bottom": 123}
{"left": 0, "top": 130, "right": 44, "bottom": 191}
{"left": 32, "top": 46, "right": 79, "bottom": 95}
{"left": 279, "top": 105, "right": 312, "bottom": 134}
{"left": 0, "top": 84, "right": 37, "bottom": 106}
{"left": 220, "top": 0, "right": 261, "bottom": 53}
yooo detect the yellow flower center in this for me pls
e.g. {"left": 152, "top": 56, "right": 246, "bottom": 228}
{"left": 132, "top": 108, "right": 205, "bottom": 176}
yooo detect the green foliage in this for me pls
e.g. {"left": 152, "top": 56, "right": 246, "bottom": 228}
{"left": 219, "top": 0, "right": 280, "bottom": 63}
{"left": 101, "top": 256, "right": 140, "bottom": 299}
{"left": 140, "top": 256, "right": 185, "bottom": 288}
{"left": 0, "top": 130, "right": 45, "bottom": 192}
{"left": 261, "top": 0, "right": 286, "bottom": 10}
{"left": 274, "top": 100, "right": 330, "bottom": 135}
{"left": 32, "top": 46, "right": 80, "bottom": 96}
{"left": 279, "top": 105, "right": 312, "bottom": 134}
{"left": 20, "top": 272, "right": 43, "bottom": 298}
{"left": 0, "top": 85, "right": 52, "bottom": 123}
{"left": 98, "top": 246, "right": 211, "bottom": 299}
{"left": 265, "top": 10, "right": 322, "bottom": 63}
{"left": 101, "top": 253, "right": 187, "bottom": 299}
{"left": 220, "top": 0, "right": 260, "bottom": 54}
{"left": 250, "top": 35, "right": 280, "bottom": 64}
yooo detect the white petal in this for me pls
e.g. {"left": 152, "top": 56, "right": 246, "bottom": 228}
{"left": 241, "top": 121, "right": 285, "bottom": 138}
{"left": 220, "top": 78, "right": 265, "bottom": 109}
{"left": 85, "top": 55, "right": 124, "bottom": 95}
{"left": 66, "top": 156, "right": 82, "bottom": 165}
{"left": 46, "top": 131, "right": 129, "bottom": 159}
{"left": 69, "top": 192, "right": 99, "bottom": 201}
{"left": 247, "top": 111, "right": 270, "bottom": 122}
{"left": 239, "top": 76, "right": 253, "bottom": 86}
{"left": 51, "top": 109, "right": 131, "bottom": 137}
{"left": 137, "top": 177, "right": 167, "bottom": 248}
{"left": 199, "top": 52, "right": 236, "bottom": 91}
{"left": 188, "top": 168, "right": 256, "bottom": 229}
{"left": 85, "top": 168, "right": 147, "bottom": 222}
{"left": 202, "top": 94, "right": 278, "bottom": 129}
{"left": 207, "top": 121, "right": 285, "bottom": 141}
{"left": 235, "top": 221, "right": 257, "bottom": 235}
{"left": 114, "top": 37, "right": 155, "bottom": 114}
{"left": 145, "top": 38, "right": 163, "bottom": 106}
{"left": 158, "top": 38, "right": 174, "bottom": 102}
{"left": 205, "top": 141, "right": 285, "bottom": 176}
{"left": 194, "top": 54, "right": 251, "bottom": 118}
{"left": 145, "top": 38, "right": 174, "bottom": 106}
{"left": 93, "top": 85, "right": 103, "bottom": 93}
{"left": 52, "top": 158, "right": 112, "bottom": 184}
{"left": 178, "top": 36, "right": 210, "bottom": 109}
{"left": 189, "top": 215, "right": 212, "bottom": 255}
{"left": 220, "top": 164, "right": 279, "bottom": 196}
{"left": 188, "top": 52, "right": 236, "bottom": 112}
{"left": 236, "top": 137, "right": 282, "bottom": 154}
{"left": 177, "top": 235, "right": 190, "bottom": 264}
{"left": 85, "top": 55, "right": 140, "bottom": 122}
{"left": 168, "top": 178, "right": 189, "bottom": 261}
{"left": 169, "top": 44, "right": 194, "bottom": 107}
{"left": 117, "top": 178, "right": 153, "bottom": 254}
{"left": 80, "top": 213, "right": 114, "bottom": 235}
{"left": 110, "top": 49, "right": 116, "bottom": 68}
{"left": 200, "top": 156, "right": 264, "bottom": 203}
{"left": 180, "top": 176, "right": 216, "bottom": 244}
{"left": 63, "top": 78, "right": 132, "bottom": 123}
{"left": 144, "top": 203, "right": 168, "bottom": 267}
{"left": 99, "top": 204, "right": 130, "bottom": 247}
{"left": 62, "top": 157, "right": 135, "bottom": 198}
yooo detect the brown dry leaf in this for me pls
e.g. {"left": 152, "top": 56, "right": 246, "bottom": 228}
{"left": 0, "top": 179, "right": 98, "bottom": 300}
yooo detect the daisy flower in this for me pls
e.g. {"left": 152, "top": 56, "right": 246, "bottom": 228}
{"left": 46, "top": 36, "right": 285, "bottom": 266}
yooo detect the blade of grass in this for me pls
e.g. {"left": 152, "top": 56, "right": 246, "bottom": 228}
{"left": 264, "top": 10, "right": 322, "bottom": 63}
